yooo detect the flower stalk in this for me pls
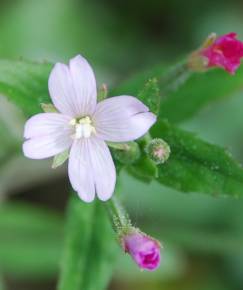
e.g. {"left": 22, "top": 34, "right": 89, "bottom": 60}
{"left": 106, "top": 196, "right": 131, "bottom": 233}
{"left": 106, "top": 195, "right": 161, "bottom": 271}
{"left": 159, "top": 59, "right": 192, "bottom": 97}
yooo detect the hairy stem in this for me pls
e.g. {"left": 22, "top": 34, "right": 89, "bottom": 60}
{"left": 159, "top": 59, "right": 192, "bottom": 97}
{"left": 106, "top": 196, "right": 131, "bottom": 234}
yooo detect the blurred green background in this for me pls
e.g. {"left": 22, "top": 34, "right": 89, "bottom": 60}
{"left": 0, "top": 0, "right": 243, "bottom": 289}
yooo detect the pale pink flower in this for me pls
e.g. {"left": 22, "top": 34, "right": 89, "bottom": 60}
{"left": 23, "top": 55, "right": 156, "bottom": 202}
{"left": 123, "top": 232, "right": 161, "bottom": 271}
{"left": 201, "top": 32, "right": 243, "bottom": 74}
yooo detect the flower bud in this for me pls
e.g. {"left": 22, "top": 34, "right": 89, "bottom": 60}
{"left": 145, "top": 138, "right": 170, "bottom": 164}
{"left": 122, "top": 230, "right": 161, "bottom": 271}
{"left": 188, "top": 32, "right": 243, "bottom": 74}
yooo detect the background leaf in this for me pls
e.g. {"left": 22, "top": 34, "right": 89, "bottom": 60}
{"left": 151, "top": 120, "right": 243, "bottom": 196}
{"left": 160, "top": 66, "right": 243, "bottom": 124}
{"left": 0, "top": 59, "right": 51, "bottom": 117}
{"left": 0, "top": 202, "right": 63, "bottom": 278}
{"left": 58, "top": 196, "right": 118, "bottom": 290}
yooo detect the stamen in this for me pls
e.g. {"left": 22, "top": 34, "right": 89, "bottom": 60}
{"left": 70, "top": 116, "right": 96, "bottom": 139}
{"left": 69, "top": 118, "right": 77, "bottom": 126}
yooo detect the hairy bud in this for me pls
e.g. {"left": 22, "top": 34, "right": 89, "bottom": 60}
{"left": 121, "top": 230, "right": 161, "bottom": 271}
{"left": 145, "top": 138, "right": 170, "bottom": 164}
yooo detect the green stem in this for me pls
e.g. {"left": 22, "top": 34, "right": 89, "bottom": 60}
{"left": 159, "top": 59, "right": 192, "bottom": 97}
{"left": 106, "top": 196, "right": 130, "bottom": 233}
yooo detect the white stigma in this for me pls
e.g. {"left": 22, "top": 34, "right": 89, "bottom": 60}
{"left": 70, "top": 116, "right": 96, "bottom": 139}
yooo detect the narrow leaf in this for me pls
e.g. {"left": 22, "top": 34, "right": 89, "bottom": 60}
{"left": 0, "top": 59, "right": 52, "bottom": 117}
{"left": 97, "top": 84, "right": 108, "bottom": 101}
{"left": 41, "top": 103, "right": 58, "bottom": 113}
{"left": 58, "top": 196, "right": 118, "bottom": 290}
{"left": 52, "top": 150, "right": 69, "bottom": 169}
{"left": 151, "top": 120, "right": 243, "bottom": 197}
{"left": 137, "top": 78, "right": 160, "bottom": 114}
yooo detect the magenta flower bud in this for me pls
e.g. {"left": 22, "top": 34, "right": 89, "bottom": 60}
{"left": 122, "top": 232, "right": 161, "bottom": 271}
{"left": 189, "top": 32, "right": 243, "bottom": 74}
{"left": 201, "top": 32, "right": 243, "bottom": 74}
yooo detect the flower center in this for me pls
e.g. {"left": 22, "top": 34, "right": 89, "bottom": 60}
{"left": 70, "top": 116, "right": 96, "bottom": 139}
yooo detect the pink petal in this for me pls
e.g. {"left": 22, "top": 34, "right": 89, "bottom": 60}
{"left": 68, "top": 137, "right": 116, "bottom": 202}
{"left": 48, "top": 55, "right": 97, "bottom": 117}
{"left": 23, "top": 113, "right": 73, "bottom": 159}
{"left": 89, "top": 137, "right": 116, "bottom": 201}
{"left": 68, "top": 139, "right": 95, "bottom": 202}
{"left": 23, "top": 134, "right": 72, "bottom": 159}
{"left": 69, "top": 55, "right": 97, "bottom": 116}
{"left": 202, "top": 33, "right": 243, "bottom": 74}
{"left": 24, "top": 113, "right": 72, "bottom": 139}
{"left": 93, "top": 96, "right": 157, "bottom": 142}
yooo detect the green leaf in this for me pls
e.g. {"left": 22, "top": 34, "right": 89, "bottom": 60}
{"left": 0, "top": 202, "right": 63, "bottom": 278}
{"left": 111, "top": 61, "right": 190, "bottom": 115}
{"left": 97, "top": 84, "right": 108, "bottom": 101}
{"left": 127, "top": 156, "right": 158, "bottom": 183}
{"left": 58, "top": 196, "right": 118, "bottom": 290}
{"left": 151, "top": 120, "right": 243, "bottom": 197}
{"left": 111, "top": 62, "right": 166, "bottom": 97}
{"left": 137, "top": 78, "right": 160, "bottom": 114}
{"left": 0, "top": 59, "right": 52, "bottom": 117}
{"left": 52, "top": 150, "right": 69, "bottom": 169}
{"left": 160, "top": 66, "right": 243, "bottom": 123}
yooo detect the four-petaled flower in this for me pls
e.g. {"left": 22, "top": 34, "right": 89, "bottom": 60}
{"left": 202, "top": 32, "right": 243, "bottom": 74}
{"left": 23, "top": 55, "right": 156, "bottom": 202}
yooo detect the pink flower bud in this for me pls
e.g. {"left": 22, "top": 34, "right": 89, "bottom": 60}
{"left": 122, "top": 232, "right": 161, "bottom": 271}
{"left": 201, "top": 32, "right": 243, "bottom": 74}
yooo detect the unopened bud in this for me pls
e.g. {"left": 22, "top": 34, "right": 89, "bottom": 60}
{"left": 121, "top": 229, "right": 161, "bottom": 271}
{"left": 145, "top": 138, "right": 170, "bottom": 164}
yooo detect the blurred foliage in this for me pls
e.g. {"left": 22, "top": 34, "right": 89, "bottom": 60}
{"left": 58, "top": 196, "right": 118, "bottom": 290}
{"left": 0, "top": 60, "right": 51, "bottom": 117}
{"left": 0, "top": 202, "right": 63, "bottom": 278}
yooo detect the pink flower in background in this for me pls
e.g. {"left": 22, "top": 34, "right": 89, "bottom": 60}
{"left": 23, "top": 55, "right": 156, "bottom": 202}
{"left": 123, "top": 232, "right": 161, "bottom": 271}
{"left": 201, "top": 32, "right": 243, "bottom": 74}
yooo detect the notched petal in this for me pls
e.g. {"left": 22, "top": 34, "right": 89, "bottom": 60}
{"left": 93, "top": 95, "right": 157, "bottom": 142}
